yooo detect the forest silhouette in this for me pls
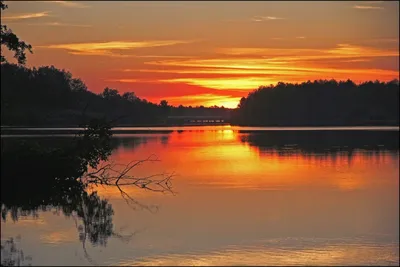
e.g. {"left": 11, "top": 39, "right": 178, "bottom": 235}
{"left": 232, "top": 79, "right": 399, "bottom": 126}
{"left": 1, "top": 63, "right": 230, "bottom": 126}
{"left": 2, "top": 62, "right": 399, "bottom": 127}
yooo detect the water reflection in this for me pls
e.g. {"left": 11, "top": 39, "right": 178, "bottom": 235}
{"left": 113, "top": 134, "right": 171, "bottom": 150}
{"left": 1, "top": 139, "right": 121, "bottom": 265}
{"left": 106, "top": 129, "right": 398, "bottom": 192}
{"left": 1, "top": 129, "right": 173, "bottom": 265}
{"left": 119, "top": 240, "right": 399, "bottom": 266}
{"left": 239, "top": 130, "right": 399, "bottom": 156}
{"left": 1, "top": 128, "right": 399, "bottom": 266}
{"left": 1, "top": 237, "right": 32, "bottom": 266}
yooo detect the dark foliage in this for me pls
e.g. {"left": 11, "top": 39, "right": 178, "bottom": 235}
{"left": 232, "top": 79, "right": 399, "bottom": 126}
{"left": 1, "top": 1, "right": 33, "bottom": 65}
{"left": 0, "top": 121, "right": 133, "bottom": 263}
{"left": 0, "top": 121, "right": 114, "bottom": 221}
{"left": 1, "top": 63, "right": 230, "bottom": 126}
{"left": 1, "top": 121, "right": 172, "bottom": 256}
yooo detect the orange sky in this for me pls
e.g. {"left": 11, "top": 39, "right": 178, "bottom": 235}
{"left": 2, "top": 1, "right": 399, "bottom": 108}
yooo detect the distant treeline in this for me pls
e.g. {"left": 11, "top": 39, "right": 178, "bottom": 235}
{"left": 1, "top": 63, "right": 399, "bottom": 127}
{"left": 231, "top": 80, "right": 399, "bottom": 126}
{"left": 0, "top": 63, "right": 230, "bottom": 126}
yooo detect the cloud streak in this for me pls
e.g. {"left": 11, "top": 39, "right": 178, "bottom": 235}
{"left": 142, "top": 44, "right": 399, "bottom": 90}
{"left": 123, "top": 68, "right": 314, "bottom": 76}
{"left": 160, "top": 77, "right": 283, "bottom": 90}
{"left": 251, "top": 16, "right": 285, "bottom": 22}
{"left": 217, "top": 44, "right": 398, "bottom": 61}
{"left": 148, "top": 58, "right": 397, "bottom": 76}
{"left": 353, "top": 5, "right": 384, "bottom": 9}
{"left": 40, "top": 40, "right": 196, "bottom": 56}
{"left": 26, "top": 22, "right": 92, "bottom": 28}
{"left": 42, "top": 1, "right": 89, "bottom": 8}
{"left": 2, "top": 11, "right": 51, "bottom": 21}
{"left": 367, "top": 38, "right": 399, "bottom": 43}
{"left": 105, "top": 79, "right": 139, "bottom": 83}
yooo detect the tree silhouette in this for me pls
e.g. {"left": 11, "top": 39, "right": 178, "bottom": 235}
{"left": 70, "top": 78, "right": 88, "bottom": 92}
{"left": 159, "top": 100, "right": 169, "bottom": 107}
{"left": 2, "top": 60, "right": 396, "bottom": 127}
{"left": 0, "top": 1, "right": 33, "bottom": 65}
{"left": 232, "top": 79, "right": 399, "bottom": 126}
{"left": 159, "top": 100, "right": 171, "bottom": 117}
{"left": 122, "top": 92, "right": 137, "bottom": 102}
{"left": 100, "top": 87, "right": 120, "bottom": 99}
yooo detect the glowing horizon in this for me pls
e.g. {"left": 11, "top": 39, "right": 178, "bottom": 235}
{"left": 3, "top": 1, "right": 399, "bottom": 108}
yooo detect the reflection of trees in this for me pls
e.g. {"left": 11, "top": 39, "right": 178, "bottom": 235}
{"left": 112, "top": 134, "right": 172, "bottom": 150}
{"left": 1, "top": 238, "right": 31, "bottom": 267}
{"left": 239, "top": 130, "right": 399, "bottom": 157}
{"left": 1, "top": 190, "right": 118, "bottom": 266}
{"left": 161, "top": 135, "right": 169, "bottom": 146}
{"left": 69, "top": 192, "right": 118, "bottom": 266}
{"left": 114, "top": 137, "right": 144, "bottom": 149}
{"left": 1, "top": 121, "right": 174, "bottom": 265}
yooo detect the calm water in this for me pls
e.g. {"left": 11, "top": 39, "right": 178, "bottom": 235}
{"left": 1, "top": 127, "right": 399, "bottom": 266}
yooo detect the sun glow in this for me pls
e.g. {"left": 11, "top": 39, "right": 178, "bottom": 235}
{"left": 164, "top": 94, "right": 241, "bottom": 108}
{"left": 161, "top": 77, "right": 280, "bottom": 90}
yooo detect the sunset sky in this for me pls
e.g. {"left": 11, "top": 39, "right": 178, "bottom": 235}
{"left": 2, "top": 1, "right": 399, "bottom": 108}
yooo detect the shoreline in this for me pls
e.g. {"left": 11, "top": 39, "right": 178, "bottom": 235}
{"left": 1, "top": 125, "right": 399, "bottom": 136}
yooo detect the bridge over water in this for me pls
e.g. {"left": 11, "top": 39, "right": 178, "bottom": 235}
{"left": 166, "top": 116, "right": 230, "bottom": 125}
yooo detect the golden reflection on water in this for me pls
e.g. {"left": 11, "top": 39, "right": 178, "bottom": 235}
{"left": 89, "top": 130, "right": 398, "bottom": 266}
{"left": 119, "top": 242, "right": 399, "bottom": 266}
{"left": 40, "top": 230, "right": 76, "bottom": 245}
{"left": 1, "top": 129, "right": 398, "bottom": 266}
{"left": 99, "top": 130, "right": 399, "bottom": 197}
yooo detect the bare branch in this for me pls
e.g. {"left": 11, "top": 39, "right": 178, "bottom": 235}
{"left": 80, "top": 154, "right": 175, "bottom": 215}
{"left": 116, "top": 185, "right": 159, "bottom": 213}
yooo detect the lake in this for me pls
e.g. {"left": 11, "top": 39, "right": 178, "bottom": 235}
{"left": 1, "top": 126, "right": 399, "bottom": 266}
